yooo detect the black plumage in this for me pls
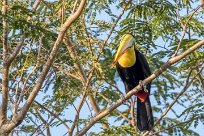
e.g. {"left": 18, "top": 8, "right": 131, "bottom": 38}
{"left": 116, "top": 48, "right": 154, "bottom": 131}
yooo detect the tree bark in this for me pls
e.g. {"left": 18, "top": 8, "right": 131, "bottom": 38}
{"left": 1, "top": 0, "right": 9, "bottom": 127}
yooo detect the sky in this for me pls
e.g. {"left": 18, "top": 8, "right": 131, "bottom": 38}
{"left": 1, "top": 0, "right": 203, "bottom": 135}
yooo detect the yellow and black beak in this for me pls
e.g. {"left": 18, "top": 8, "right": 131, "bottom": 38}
{"left": 112, "top": 34, "right": 135, "bottom": 67}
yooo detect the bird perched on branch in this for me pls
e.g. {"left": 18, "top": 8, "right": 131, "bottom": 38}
{"left": 112, "top": 33, "right": 154, "bottom": 131}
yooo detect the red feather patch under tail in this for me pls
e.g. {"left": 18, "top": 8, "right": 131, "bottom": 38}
{"left": 135, "top": 90, "right": 149, "bottom": 102}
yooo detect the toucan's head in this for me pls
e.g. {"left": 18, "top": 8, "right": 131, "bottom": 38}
{"left": 112, "top": 34, "right": 135, "bottom": 67}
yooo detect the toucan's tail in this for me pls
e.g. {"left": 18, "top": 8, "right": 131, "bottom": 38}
{"left": 137, "top": 95, "right": 154, "bottom": 131}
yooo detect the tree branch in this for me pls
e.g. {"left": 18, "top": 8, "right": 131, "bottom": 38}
{"left": 73, "top": 0, "right": 79, "bottom": 13}
{"left": 76, "top": 39, "right": 204, "bottom": 136}
{"left": 32, "top": 0, "right": 41, "bottom": 10}
{"left": 17, "top": 0, "right": 86, "bottom": 126}
{"left": 34, "top": 101, "right": 71, "bottom": 133}
{"left": 64, "top": 38, "right": 109, "bottom": 129}
{"left": 69, "top": 93, "right": 87, "bottom": 136}
{"left": 1, "top": 0, "right": 41, "bottom": 128}
{"left": 173, "top": 4, "right": 203, "bottom": 56}
{"left": 1, "top": 0, "right": 9, "bottom": 126}
{"left": 96, "top": 0, "right": 128, "bottom": 61}
{"left": 28, "top": 115, "right": 46, "bottom": 136}
{"left": 2, "top": 0, "right": 87, "bottom": 133}
{"left": 54, "top": 64, "right": 81, "bottom": 81}
{"left": 7, "top": 34, "right": 25, "bottom": 65}
{"left": 151, "top": 116, "right": 199, "bottom": 135}
{"left": 8, "top": 0, "right": 41, "bottom": 65}
{"left": 201, "top": 0, "right": 204, "bottom": 11}
{"left": 35, "top": 109, "right": 51, "bottom": 136}
{"left": 130, "top": 99, "right": 136, "bottom": 128}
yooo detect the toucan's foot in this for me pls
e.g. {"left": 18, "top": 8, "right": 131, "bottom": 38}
{"left": 120, "top": 94, "right": 129, "bottom": 105}
{"left": 139, "top": 80, "right": 148, "bottom": 92}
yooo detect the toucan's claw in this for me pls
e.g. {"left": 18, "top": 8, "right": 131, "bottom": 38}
{"left": 139, "top": 80, "right": 148, "bottom": 92}
{"left": 120, "top": 94, "right": 129, "bottom": 105}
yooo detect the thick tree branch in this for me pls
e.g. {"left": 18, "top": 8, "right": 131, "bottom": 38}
{"left": 1, "top": 0, "right": 9, "bottom": 126}
{"left": 76, "top": 39, "right": 204, "bottom": 136}
{"left": 1, "top": 0, "right": 87, "bottom": 133}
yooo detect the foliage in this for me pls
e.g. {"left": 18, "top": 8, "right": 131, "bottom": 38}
{"left": 0, "top": 0, "right": 203, "bottom": 135}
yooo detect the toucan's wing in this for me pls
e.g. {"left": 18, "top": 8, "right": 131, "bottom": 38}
{"left": 136, "top": 50, "right": 151, "bottom": 77}
{"left": 116, "top": 63, "right": 135, "bottom": 93}
{"left": 136, "top": 50, "right": 151, "bottom": 92}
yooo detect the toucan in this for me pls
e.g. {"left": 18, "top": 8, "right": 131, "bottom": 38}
{"left": 112, "top": 34, "right": 154, "bottom": 131}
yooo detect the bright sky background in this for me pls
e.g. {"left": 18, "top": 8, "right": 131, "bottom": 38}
{"left": 4, "top": 0, "right": 202, "bottom": 135}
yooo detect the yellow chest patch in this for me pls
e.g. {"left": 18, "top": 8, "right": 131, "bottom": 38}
{"left": 118, "top": 47, "right": 136, "bottom": 68}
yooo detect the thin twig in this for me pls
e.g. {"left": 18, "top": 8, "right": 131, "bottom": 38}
{"left": 34, "top": 100, "right": 71, "bottom": 133}
{"left": 104, "top": 79, "right": 124, "bottom": 95}
{"left": 54, "top": 64, "right": 81, "bottom": 81}
{"left": 151, "top": 116, "right": 199, "bottom": 135}
{"left": 130, "top": 99, "right": 136, "bottom": 128}
{"left": 28, "top": 115, "right": 46, "bottom": 136}
{"left": 69, "top": 93, "right": 87, "bottom": 136}
{"left": 73, "top": 0, "right": 79, "bottom": 13}
{"left": 8, "top": 0, "right": 41, "bottom": 65}
{"left": 15, "top": 66, "right": 38, "bottom": 113}
{"left": 32, "top": 0, "right": 41, "bottom": 10}
{"left": 37, "top": 37, "right": 43, "bottom": 66}
{"left": 91, "top": 86, "right": 132, "bottom": 124}
{"left": 96, "top": 0, "right": 129, "bottom": 61}
{"left": 173, "top": 4, "right": 203, "bottom": 56}
{"left": 201, "top": 0, "right": 204, "bottom": 11}
{"left": 64, "top": 38, "right": 109, "bottom": 129}
{"left": 176, "top": 3, "right": 184, "bottom": 28}
{"left": 35, "top": 109, "right": 51, "bottom": 136}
